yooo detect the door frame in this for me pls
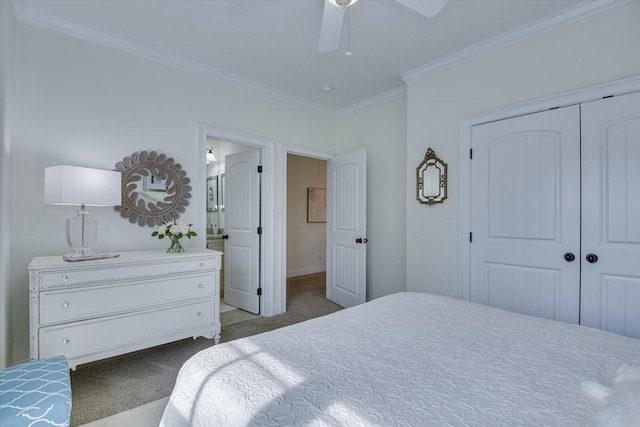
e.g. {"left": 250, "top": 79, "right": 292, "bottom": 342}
{"left": 198, "top": 125, "right": 276, "bottom": 316}
{"left": 460, "top": 75, "right": 640, "bottom": 300}
{"left": 280, "top": 144, "right": 334, "bottom": 314}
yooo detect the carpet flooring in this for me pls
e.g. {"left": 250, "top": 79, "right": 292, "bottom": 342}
{"left": 69, "top": 272, "right": 341, "bottom": 426}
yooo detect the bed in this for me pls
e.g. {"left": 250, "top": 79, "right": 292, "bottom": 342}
{"left": 160, "top": 292, "right": 640, "bottom": 426}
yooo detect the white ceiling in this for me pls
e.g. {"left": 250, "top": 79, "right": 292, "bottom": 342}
{"left": 16, "top": 0, "right": 609, "bottom": 113}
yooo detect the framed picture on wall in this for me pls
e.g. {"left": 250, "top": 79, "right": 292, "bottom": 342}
{"left": 207, "top": 176, "right": 218, "bottom": 212}
{"left": 307, "top": 187, "right": 326, "bottom": 223}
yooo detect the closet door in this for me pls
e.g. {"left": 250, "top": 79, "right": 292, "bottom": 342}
{"left": 470, "top": 106, "right": 581, "bottom": 323}
{"left": 580, "top": 91, "right": 640, "bottom": 339}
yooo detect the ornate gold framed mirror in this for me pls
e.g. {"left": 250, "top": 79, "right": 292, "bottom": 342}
{"left": 114, "top": 151, "right": 192, "bottom": 226}
{"left": 417, "top": 147, "right": 447, "bottom": 205}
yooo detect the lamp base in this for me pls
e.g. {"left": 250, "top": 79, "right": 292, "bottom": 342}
{"left": 63, "top": 252, "right": 120, "bottom": 262}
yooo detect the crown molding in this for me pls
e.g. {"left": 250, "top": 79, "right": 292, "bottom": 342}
{"left": 13, "top": 2, "right": 336, "bottom": 117}
{"left": 402, "top": 0, "right": 628, "bottom": 83}
{"left": 337, "top": 86, "right": 406, "bottom": 117}
{"left": 12, "top": 0, "right": 628, "bottom": 117}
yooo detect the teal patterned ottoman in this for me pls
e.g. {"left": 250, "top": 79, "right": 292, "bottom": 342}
{"left": 0, "top": 356, "right": 71, "bottom": 427}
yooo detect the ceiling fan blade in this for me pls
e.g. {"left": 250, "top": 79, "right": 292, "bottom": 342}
{"left": 318, "top": 0, "right": 345, "bottom": 53}
{"left": 395, "top": 0, "right": 447, "bottom": 18}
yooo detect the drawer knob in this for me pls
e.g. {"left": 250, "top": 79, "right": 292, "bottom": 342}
{"left": 62, "top": 339, "right": 70, "bottom": 345}
{"left": 62, "top": 275, "right": 70, "bottom": 282}
{"left": 197, "top": 312, "right": 204, "bottom": 317}
{"left": 199, "top": 263, "right": 206, "bottom": 268}
{"left": 63, "top": 301, "right": 70, "bottom": 308}
{"left": 198, "top": 283, "right": 204, "bottom": 289}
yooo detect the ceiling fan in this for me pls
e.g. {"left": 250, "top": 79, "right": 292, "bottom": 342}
{"left": 318, "top": 0, "right": 448, "bottom": 53}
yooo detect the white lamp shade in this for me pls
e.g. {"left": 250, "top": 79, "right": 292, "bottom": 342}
{"left": 45, "top": 165, "right": 122, "bottom": 206}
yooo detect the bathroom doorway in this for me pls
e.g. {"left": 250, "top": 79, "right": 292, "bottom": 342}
{"left": 206, "top": 138, "right": 261, "bottom": 317}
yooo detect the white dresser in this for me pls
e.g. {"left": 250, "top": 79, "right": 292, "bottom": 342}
{"left": 28, "top": 249, "right": 221, "bottom": 369}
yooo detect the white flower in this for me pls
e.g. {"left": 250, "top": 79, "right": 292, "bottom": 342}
{"left": 169, "top": 221, "right": 190, "bottom": 236}
{"left": 167, "top": 224, "right": 178, "bottom": 235}
{"left": 153, "top": 220, "right": 195, "bottom": 240}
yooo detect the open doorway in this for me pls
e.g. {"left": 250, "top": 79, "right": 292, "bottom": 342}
{"left": 199, "top": 125, "right": 280, "bottom": 317}
{"left": 286, "top": 154, "right": 328, "bottom": 310}
{"left": 205, "top": 137, "right": 261, "bottom": 323}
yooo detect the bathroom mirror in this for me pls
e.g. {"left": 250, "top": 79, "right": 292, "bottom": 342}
{"left": 417, "top": 147, "right": 447, "bottom": 205}
{"left": 206, "top": 175, "right": 218, "bottom": 212}
{"left": 114, "top": 150, "right": 192, "bottom": 226}
{"left": 220, "top": 174, "right": 225, "bottom": 212}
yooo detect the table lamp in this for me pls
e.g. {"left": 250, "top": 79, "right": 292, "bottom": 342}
{"left": 44, "top": 165, "right": 122, "bottom": 261}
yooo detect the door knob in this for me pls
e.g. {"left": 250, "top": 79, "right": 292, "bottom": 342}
{"left": 355, "top": 238, "right": 363, "bottom": 244}
{"left": 586, "top": 253, "right": 598, "bottom": 264}
{"left": 222, "top": 235, "right": 229, "bottom": 240}
{"left": 564, "top": 252, "right": 575, "bottom": 262}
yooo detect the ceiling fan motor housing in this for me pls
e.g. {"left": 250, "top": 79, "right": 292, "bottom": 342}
{"left": 329, "top": 0, "right": 357, "bottom": 9}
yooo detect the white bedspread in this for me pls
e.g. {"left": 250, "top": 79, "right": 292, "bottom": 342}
{"left": 161, "top": 292, "right": 640, "bottom": 426}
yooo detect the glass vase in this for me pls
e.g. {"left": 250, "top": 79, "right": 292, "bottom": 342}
{"left": 167, "top": 236, "right": 185, "bottom": 253}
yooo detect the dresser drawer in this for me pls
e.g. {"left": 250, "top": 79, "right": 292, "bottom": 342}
{"left": 39, "top": 300, "right": 214, "bottom": 360}
{"left": 39, "top": 273, "right": 216, "bottom": 325}
{"left": 37, "top": 257, "right": 218, "bottom": 289}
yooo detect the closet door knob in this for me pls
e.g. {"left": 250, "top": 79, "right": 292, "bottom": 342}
{"left": 563, "top": 252, "right": 575, "bottom": 262}
{"left": 222, "top": 235, "right": 229, "bottom": 240}
{"left": 586, "top": 253, "right": 599, "bottom": 264}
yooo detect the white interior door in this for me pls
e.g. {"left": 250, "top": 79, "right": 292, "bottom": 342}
{"left": 327, "top": 149, "right": 366, "bottom": 308}
{"left": 470, "top": 106, "right": 581, "bottom": 323}
{"left": 580, "top": 91, "right": 640, "bottom": 339}
{"left": 224, "top": 149, "right": 261, "bottom": 314}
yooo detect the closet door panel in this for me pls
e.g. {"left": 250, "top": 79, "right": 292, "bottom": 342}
{"left": 599, "top": 275, "right": 640, "bottom": 338}
{"left": 470, "top": 106, "right": 581, "bottom": 323}
{"left": 581, "top": 91, "right": 640, "bottom": 339}
{"left": 486, "top": 264, "right": 559, "bottom": 320}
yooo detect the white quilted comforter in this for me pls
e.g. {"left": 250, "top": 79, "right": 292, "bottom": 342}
{"left": 161, "top": 292, "right": 640, "bottom": 426}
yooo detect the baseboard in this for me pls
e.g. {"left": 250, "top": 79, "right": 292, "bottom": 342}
{"left": 287, "top": 267, "right": 326, "bottom": 278}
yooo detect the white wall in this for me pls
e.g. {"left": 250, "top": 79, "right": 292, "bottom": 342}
{"left": 0, "top": 0, "right": 15, "bottom": 369}
{"left": 405, "top": 2, "right": 640, "bottom": 298}
{"left": 337, "top": 95, "right": 407, "bottom": 300}
{"left": 286, "top": 154, "right": 327, "bottom": 277}
{"left": 10, "top": 23, "right": 336, "bottom": 363}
